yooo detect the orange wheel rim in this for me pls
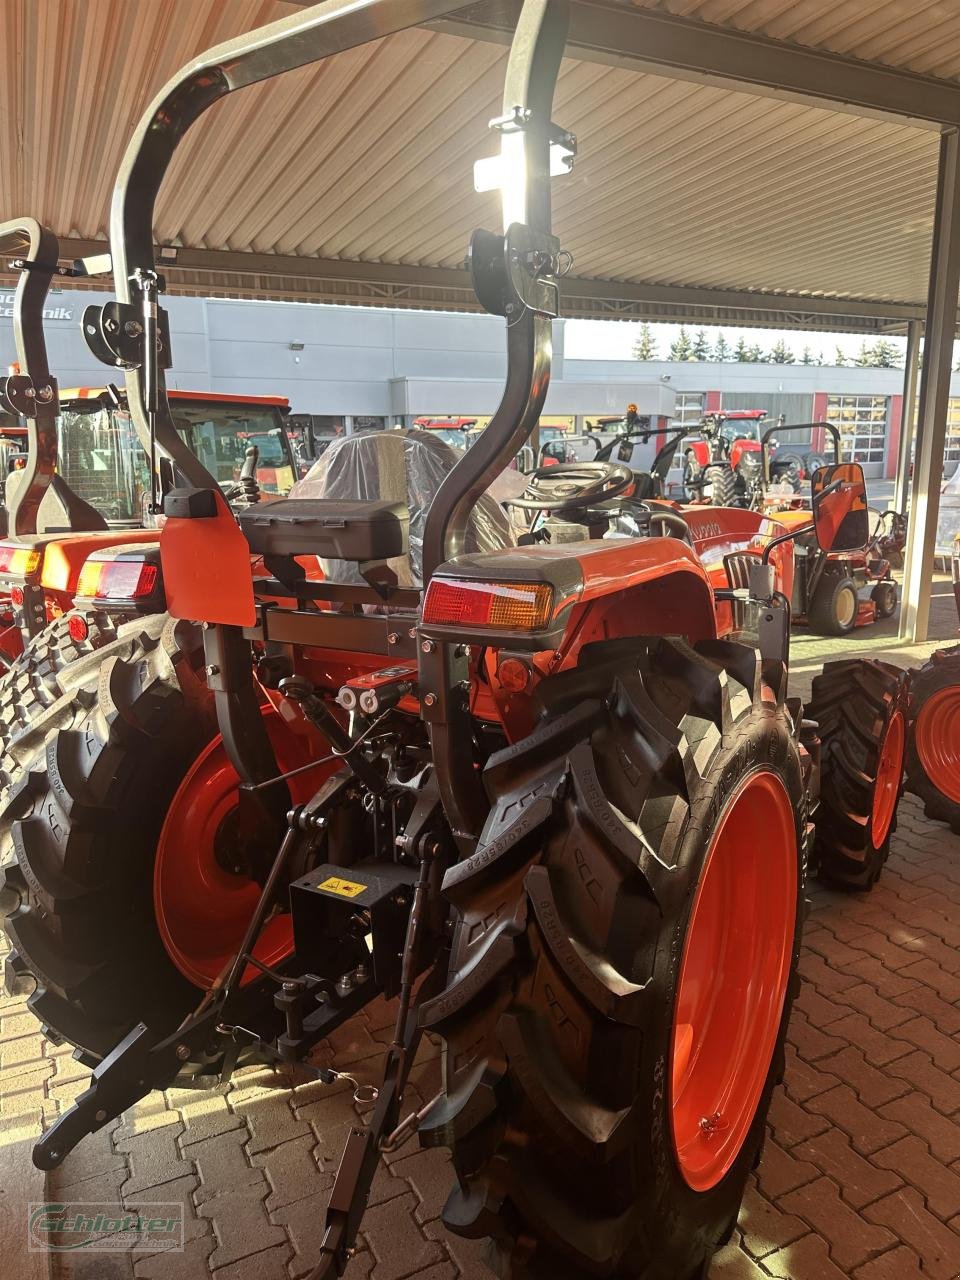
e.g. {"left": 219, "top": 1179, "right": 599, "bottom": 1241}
{"left": 154, "top": 708, "right": 336, "bottom": 989}
{"left": 871, "top": 710, "right": 904, "bottom": 845}
{"left": 670, "top": 771, "right": 797, "bottom": 1192}
{"left": 915, "top": 688, "right": 960, "bottom": 805}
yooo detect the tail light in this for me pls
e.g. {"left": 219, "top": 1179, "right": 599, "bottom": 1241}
{"left": 77, "top": 558, "right": 159, "bottom": 601}
{"left": 422, "top": 579, "right": 553, "bottom": 631}
{"left": 0, "top": 543, "right": 41, "bottom": 577}
{"left": 68, "top": 614, "right": 89, "bottom": 642}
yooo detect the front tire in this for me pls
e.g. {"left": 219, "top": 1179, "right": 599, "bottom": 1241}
{"left": 705, "top": 462, "right": 737, "bottom": 508}
{"left": 906, "top": 647, "right": 960, "bottom": 833}
{"left": 809, "top": 659, "right": 908, "bottom": 889}
{"left": 808, "top": 572, "right": 859, "bottom": 635}
{"left": 421, "top": 637, "right": 806, "bottom": 1280}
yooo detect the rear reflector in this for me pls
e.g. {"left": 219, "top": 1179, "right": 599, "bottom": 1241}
{"left": 68, "top": 614, "right": 89, "bottom": 643}
{"left": 10, "top": 586, "right": 23, "bottom": 606}
{"left": 422, "top": 579, "right": 553, "bottom": 631}
{"left": 77, "top": 558, "right": 159, "bottom": 601}
{"left": 0, "top": 543, "right": 41, "bottom": 577}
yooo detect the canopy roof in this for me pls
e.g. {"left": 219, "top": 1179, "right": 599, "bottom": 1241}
{"left": 1, "top": 0, "right": 958, "bottom": 331}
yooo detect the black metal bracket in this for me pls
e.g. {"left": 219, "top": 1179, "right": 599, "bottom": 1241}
{"left": 0, "top": 372, "right": 58, "bottom": 418}
{"left": 468, "top": 222, "right": 563, "bottom": 320}
{"left": 81, "top": 299, "right": 171, "bottom": 371}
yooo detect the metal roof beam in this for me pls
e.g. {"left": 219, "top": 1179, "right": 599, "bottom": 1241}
{"left": 428, "top": 1, "right": 960, "bottom": 129}
{"left": 48, "top": 238, "right": 928, "bottom": 328}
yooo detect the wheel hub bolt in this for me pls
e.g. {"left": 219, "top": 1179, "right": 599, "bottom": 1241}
{"left": 699, "top": 1112, "right": 727, "bottom": 1138}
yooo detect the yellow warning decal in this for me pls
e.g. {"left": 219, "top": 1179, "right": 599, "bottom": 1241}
{"left": 317, "top": 876, "right": 366, "bottom": 898}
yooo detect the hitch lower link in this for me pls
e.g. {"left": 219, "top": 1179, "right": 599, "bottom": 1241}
{"left": 31, "top": 800, "right": 443, "bottom": 1280}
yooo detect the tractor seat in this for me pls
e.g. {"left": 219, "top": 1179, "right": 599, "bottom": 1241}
{"left": 285, "top": 429, "right": 512, "bottom": 588}
{"left": 239, "top": 498, "right": 408, "bottom": 562}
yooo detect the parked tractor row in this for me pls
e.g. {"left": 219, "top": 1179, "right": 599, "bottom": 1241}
{"left": 0, "top": 3, "right": 938, "bottom": 1279}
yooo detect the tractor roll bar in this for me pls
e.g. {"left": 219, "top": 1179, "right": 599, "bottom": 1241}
{"left": 0, "top": 218, "right": 60, "bottom": 536}
{"left": 421, "top": 0, "right": 570, "bottom": 577}
{"left": 102, "top": 0, "right": 470, "bottom": 497}
{"left": 760, "top": 421, "right": 842, "bottom": 485}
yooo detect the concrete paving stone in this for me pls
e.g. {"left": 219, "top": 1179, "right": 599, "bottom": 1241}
{"left": 823, "top": 1013, "right": 913, "bottom": 1067}
{"left": 251, "top": 1133, "right": 324, "bottom": 1213}
{"left": 171, "top": 1088, "right": 247, "bottom": 1147}
{"left": 782, "top": 1045, "right": 840, "bottom": 1103}
{"left": 795, "top": 950, "right": 849, "bottom": 997}
{"left": 806, "top": 1085, "right": 908, "bottom": 1156}
{"left": 899, "top": 956, "right": 960, "bottom": 1004}
{"left": 52, "top": 1117, "right": 128, "bottom": 1189}
{"left": 792, "top": 1129, "right": 902, "bottom": 1210}
{"left": 779, "top": 1176, "right": 898, "bottom": 1271}
{"left": 0, "top": 1058, "right": 54, "bottom": 1095}
{"left": 767, "top": 1089, "right": 829, "bottom": 1148}
{"left": 873, "top": 1137, "right": 960, "bottom": 1222}
{"left": 879, "top": 1092, "right": 960, "bottom": 1164}
{"left": 899, "top": 931, "right": 960, "bottom": 976}
{"left": 387, "top": 1146, "right": 455, "bottom": 1224}
{"left": 803, "top": 932, "right": 874, "bottom": 972}
{"left": 271, "top": 1192, "right": 375, "bottom": 1279}
{"left": 762, "top": 1232, "right": 852, "bottom": 1280}
{"left": 846, "top": 929, "right": 932, "bottom": 972}
{"left": 198, "top": 1182, "right": 287, "bottom": 1270}
{"left": 793, "top": 979, "right": 848, "bottom": 1027}
{"left": 122, "top": 1173, "right": 210, "bottom": 1251}
{"left": 363, "top": 1189, "right": 447, "bottom": 1280}
{"left": 53, "top": 1253, "right": 135, "bottom": 1280}
{"left": 852, "top": 1244, "right": 927, "bottom": 1280}
{"left": 736, "top": 1184, "right": 808, "bottom": 1260}
{"left": 192, "top": 1126, "right": 266, "bottom": 1205}
{"left": 0, "top": 1029, "right": 44, "bottom": 1072}
{"left": 863, "top": 1187, "right": 960, "bottom": 1280}
{"left": 817, "top": 1045, "right": 912, "bottom": 1109}
{"left": 114, "top": 1096, "right": 184, "bottom": 1141}
{"left": 754, "top": 1133, "right": 819, "bottom": 1201}
{"left": 0, "top": 1007, "right": 44, "bottom": 1039}
{"left": 889, "top": 983, "right": 960, "bottom": 1036}
{"left": 133, "top": 1234, "right": 216, "bottom": 1279}
{"left": 885, "top": 1049, "right": 960, "bottom": 1115}
{"left": 785, "top": 1009, "right": 848, "bottom": 1063}
{"left": 831, "top": 979, "right": 920, "bottom": 1031}
{"left": 234, "top": 1089, "right": 313, "bottom": 1154}
{"left": 317, "top": 1018, "right": 386, "bottom": 1068}
{"left": 886, "top": 901, "right": 960, "bottom": 949}
{"left": 212, "top": 1241, "right": 295, "bottom": 1280}
{"left": 707, "top": 1235, "right": 772, "bottom": 1279}
{"left": 118, "top": 1121, "right": 195, "bottom": 1197}
{"left": 891, "top": 1014, "right": 960, "bottom": 1069}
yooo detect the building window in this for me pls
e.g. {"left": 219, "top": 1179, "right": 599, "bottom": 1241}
{"left": 942, "top": 400, "right": 960, "bottom": 464}
{"left": 825, "top": 394, "right": 887, "bottom": 465}
{"left": 672, "top": 392, "right": 705, "bottom": 430}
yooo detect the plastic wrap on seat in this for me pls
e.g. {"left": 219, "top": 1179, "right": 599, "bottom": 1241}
{"left": 289, "top": 429, "right": 512, "bottom": 586}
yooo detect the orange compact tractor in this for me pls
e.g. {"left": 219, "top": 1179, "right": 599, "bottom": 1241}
{"left": 2, "top": 6, "right": 908, "bottom": 1280}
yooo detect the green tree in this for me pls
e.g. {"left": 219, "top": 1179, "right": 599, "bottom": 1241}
{"left": 691, "top": 328, "right": 711, "bottom": 360}
{"left": 632, "top": 322, "right": 658, "bottom": 361}
{"left": 712, "top": 332, "right": 730, "bottom": 362}
{"left": 668, "top": 326, "right": 694, "bottom": 361}
{"left": 768, "top": 339, "right": 795, "bottom": 364}
{"left": 734, "top": 336, "right": 751, "bottom": 362}
{"left": 800, "top": 346, "right": 817, "bottom": 365}
{"left": 853, "top": 340, "right": 873, "bottom": 367}
{"left": 834, "top": 346, "right": 848, "bottom": 367}
{"left": 746, "top": 343, "right": 766, "bottom": 363}
{"left": 865, "top": 338, "right": 902, "bottom": 368}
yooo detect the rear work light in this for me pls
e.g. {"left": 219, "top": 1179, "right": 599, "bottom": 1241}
{"left": 77, "top": 558, "right": 159, "bottom": 601}
{"left": 0, "top": 543, "right": 41, "bottom": 577}
{"left": 422, "top": 579, "right": 553, "bottom": 631}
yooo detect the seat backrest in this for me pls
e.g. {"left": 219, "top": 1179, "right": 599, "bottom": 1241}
{"left": 290, "top": 429, "right": 512, "bottom": 587}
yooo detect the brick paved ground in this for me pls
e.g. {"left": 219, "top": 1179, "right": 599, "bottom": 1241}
{"left": 2, "top": 577, "right": 959, "bottom": 1280}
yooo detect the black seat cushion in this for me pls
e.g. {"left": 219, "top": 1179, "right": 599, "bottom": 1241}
{"left": 239, "top": 498, "right": 409, "bottom": 562}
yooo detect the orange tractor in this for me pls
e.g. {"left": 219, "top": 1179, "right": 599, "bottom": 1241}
{"left": 2, "top": 5, "right": 908, "bottom": 1280}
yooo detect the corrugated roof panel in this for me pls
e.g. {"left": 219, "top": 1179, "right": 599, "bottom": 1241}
{"left": 0, "top": 0, "right": 944, "bottom": 314}
{"left": 628, "top": 1, "right": 960, "bottom": 81}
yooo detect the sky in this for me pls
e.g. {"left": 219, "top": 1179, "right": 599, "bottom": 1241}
{"left": 565, "top": 319, "right": 909, "bottom": 365}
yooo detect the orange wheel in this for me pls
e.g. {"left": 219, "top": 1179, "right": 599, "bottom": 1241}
{"left": 671, "top": 772, "right": 797, "bottom": 1191}
{"left": 907, "top": 647, "right": 960, "bottom": 830}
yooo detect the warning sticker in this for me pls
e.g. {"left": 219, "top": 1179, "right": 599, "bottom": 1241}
{"left": 317, "top": 876, "right": 367, "bottom": 899}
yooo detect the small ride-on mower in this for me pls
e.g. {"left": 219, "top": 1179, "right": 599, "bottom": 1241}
{"left": 905, "top": 532, "right": 960, "bottom": 831}
{"left": 758, "top": 422, "right": 899, "bottom": 635}
{"left": 2, "top": 5, "right": 908, "bottom": 1280}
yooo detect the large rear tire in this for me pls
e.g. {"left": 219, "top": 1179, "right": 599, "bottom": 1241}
{"left": 0, "top": 610, "right": 117, "bottom": 792}
{"left": 906, "top": 646, "right": 960, "bottom": 833}
{"left": 809, "top": 659, "right": 908, "bottom": 889}
{"left": 0, "top": 618, "right": 215, "bottom": 1056}
{"left": 421, "top": 637, "right": 806, "bottom": 1280}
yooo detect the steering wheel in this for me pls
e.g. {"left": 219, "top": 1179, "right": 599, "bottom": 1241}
{"left": 508, "top": 461, "right": 634, "bottom": 513}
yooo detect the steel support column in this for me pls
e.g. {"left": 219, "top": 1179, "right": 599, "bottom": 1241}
{"left": 900, "top": 130, "right": 960, "bottom": 643}
{"left": 894, "top": 318, "right": 923, "bottom": 516}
